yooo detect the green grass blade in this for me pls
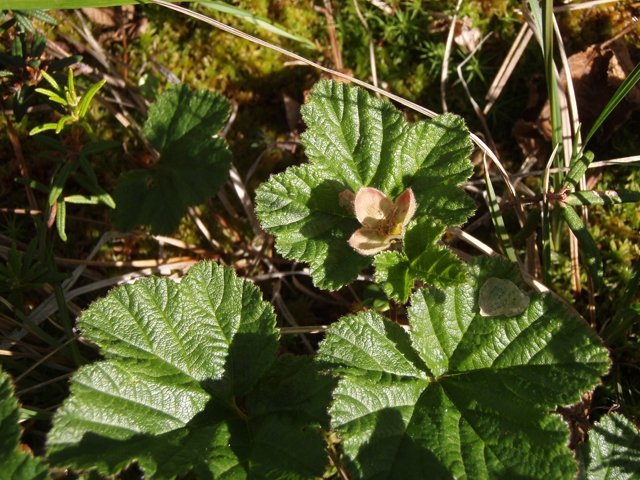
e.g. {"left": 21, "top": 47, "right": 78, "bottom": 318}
{"left": 582, "top": 60, "right": 640, "bottom": 150}
{"left": 3, "top": 0, "right": 154, "bottom": 8}
{"left": 483, "top": 156, "right": 517, "bottom": 263}
{"left": 527, "top": 0, "right": 543, "bottom": 51}
{"left": 199, "top": 1, "right": 315, "bottom": 47}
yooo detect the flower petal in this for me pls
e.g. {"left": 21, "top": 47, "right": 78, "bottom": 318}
{"left": 339, "top": 189, "right": 356, "bottom": 213}
{"left": 354, "top": 187, "right": 393, "bottom": 228}
{"left": 348, "top": 227, "right": 393, "bottom": 255}
{"left": 394, "top": 188, "right": 416, "bottom": 228}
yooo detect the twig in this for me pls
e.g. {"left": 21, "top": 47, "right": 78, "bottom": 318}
{"left": 272, "top": 280, "right": 315, "bottom": 354}
{"left": 15, "top": 372, "right": 74, "bottom": 396}
{"left": 188, "top": 206, "right": 224, "bottom": 251}
{"left": 3, "top": 113, "right": 37, "bottom": 210}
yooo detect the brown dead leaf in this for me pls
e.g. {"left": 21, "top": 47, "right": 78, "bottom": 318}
{"left": 537, "top": 40, "right": 640, "bottom": 143}
{"left": 606, "top": 40, "right": 640, "bottom": 103}
{"left": 82, "top": 8, "right": 117, "bottom": 27}
{"left": 428, "top": 16, "right": 482, "bottom": 53}
{"left": 515, "top": 39, "right": 640, "bottom": 166}
{"left": 82, "top": 6, "right": 148, "bottom": 44}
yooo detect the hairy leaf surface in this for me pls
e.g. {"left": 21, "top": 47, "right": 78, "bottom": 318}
{"left": 112, "top": 85, "right": 232, "bottom": 234}
{"left": 578, "top": 414, "right": 640, "bottom": 480}
{"left": 0, "top": 370, "right": 49, "bottom": 480}
{"left": 47, "top": 262, "right": 333, "bottom": 479}
{"left": 256, "top": 80, "right": 474, "bottom": 290}
{"left": 374, "top": 218, "right": 466, "bottom": 302}
{"left": 318, "top": 256, "right": 611, "bottom": 479}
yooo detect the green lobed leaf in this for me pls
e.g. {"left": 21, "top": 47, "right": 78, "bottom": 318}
{"left": 47, "top": 261, "right": 332, "bottom": 479}
{"left": 256, "top": 80, "right": 475, "bottom": 290}
{"left": 577, "top": 414, "right": 640, "bottom": 480}
{"left": 374, "top": 218, "right": 466, "bottom": 302}
{"left": 0, "top": 369, "right": 49, "bottom": 480}
{"left": 111, "top": 84, "right": 232, "bottom": 235}
{"left": 255, "top": 163, "right": 371, "bottom": 290}
{"left": 3, "top": 1, "right": 153, "bottom": 8}
{"left": 373, "top": 251, "right": 413, "bottom": 302}
{"left": 318, "top": 256, "right": 611, "bottom": 479}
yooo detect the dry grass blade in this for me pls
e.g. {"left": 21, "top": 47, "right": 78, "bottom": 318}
{"left": 441, "top": 0, "right": 463, "bottom": 113}
{"left": 147, "top": 0, "right": 439, "bottom": 119}
{"left": 188, "top": 206, "right": 223, "bottom": 251}
{"left": 15, "top": 372, "right": 74, "bottom": 397}
{"left": 352, "top": 0, "right": 379, "bottom": 91}
{"left": 448, "top": 227, "right": 497, "bottom": 257}
{"left": 279, "top": 325, "right": 329, "bottom": 334}
{"left": 484, "top": 24, "right": 534, "bottom": 115}
{"left": 14, "top": 335, "right": 80, "bottom": 383}
{"left": 457, "top": 32, "right": 497, "bottom": 153}
{"left": 552, "top": 14, "right": 585, "bottom": 295}
{"left": 553, "top": 0, "right": 621, "bottom": 12}
{"left": 229, "top": 165, "right": 263, "bottom": 240}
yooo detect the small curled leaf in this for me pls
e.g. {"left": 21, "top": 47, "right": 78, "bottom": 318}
{"left": 478, "top": 277, "right": 530, "bottom": 317}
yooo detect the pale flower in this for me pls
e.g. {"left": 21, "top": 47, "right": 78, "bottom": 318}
{"left": 347, "top": 187, "right": 416, "bottom": 255}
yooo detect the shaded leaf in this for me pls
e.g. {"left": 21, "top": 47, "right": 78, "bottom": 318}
{"left": 112, "top": 85, "right": 232, "bottom": 234}
{"left": 0, "top": 370, "right": 49, "bottom": 480}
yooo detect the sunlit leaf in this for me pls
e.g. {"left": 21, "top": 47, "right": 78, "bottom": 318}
{"left": 256, "top": 80, "right": 474, "bottom": 290}
{"left": 48, "top": 262, "right": 333, "bottom": 479}
{"left": 318, "top": 256, "right": 610, "bottom": 479}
